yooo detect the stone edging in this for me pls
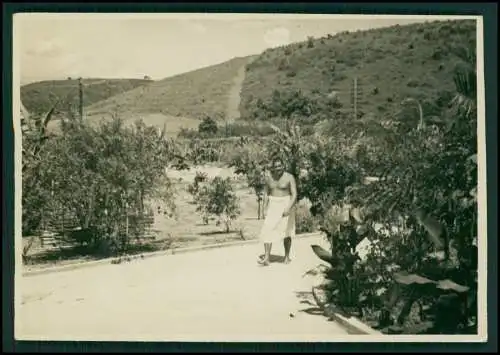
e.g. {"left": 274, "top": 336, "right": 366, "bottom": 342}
{"left": 22, "top": 232, "right": 323, "bottom": 277}
{"left": 325, "top": 308, "right": 383, "bottom": 335}
{"left": 312, "top": 285, "right": 383, "bottom": 335}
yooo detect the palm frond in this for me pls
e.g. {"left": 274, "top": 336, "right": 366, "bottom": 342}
{"left": 41, "top": 102, "right": 58, "bottom": 135}
{"left": 451, "top": 51, "right": 477, "bottom": 119}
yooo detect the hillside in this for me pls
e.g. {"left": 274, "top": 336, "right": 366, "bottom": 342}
{"left": 239, "top": 20, "right": 476, "bottom": 126}
{"left": 21, "top": 78, "right": 152, "bottom": 115}
{"left": 86, "top": 56, "right": 257, "bottom": 122}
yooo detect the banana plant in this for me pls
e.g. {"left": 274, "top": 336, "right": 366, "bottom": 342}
{"left": 377, "top": 208, "right": 476, "bottom": 334}
{"left": 311, "top": 205, "right": 372, "bottom": 314}
{"left": 268, "top": 121, "right": 306, "bottom": 179}
{"left": 22, "top": 100, "right": 58, "bottom": 165}
{"left": 451, "top": 43, "right": 477, "bottom": 120}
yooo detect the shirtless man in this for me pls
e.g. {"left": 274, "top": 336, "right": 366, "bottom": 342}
{"left": 257, "top": 158, "right": 297, "bottom": 266}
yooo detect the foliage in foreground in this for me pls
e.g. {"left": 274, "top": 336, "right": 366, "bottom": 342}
{"left": 23, "top": 113, "right": 180, "bottom": 257}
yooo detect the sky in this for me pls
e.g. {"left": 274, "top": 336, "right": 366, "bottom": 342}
{"left": 14, "top": 13, "right": 464, "bottom": 85}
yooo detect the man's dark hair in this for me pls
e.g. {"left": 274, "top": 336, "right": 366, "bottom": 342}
{"left": 271, "top": 156, "right": 285, "bottom": 166}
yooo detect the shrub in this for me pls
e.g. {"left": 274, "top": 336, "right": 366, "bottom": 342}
{"left": 22, "top": 114, "right": 178, "bottom": 257}
{"left": 432, "top": 49, "right": 444, "bottom": 60}
{"left": 187, "top": 171, "right": 208, "bottom": 201}
{"left": 407, "top": 79, "right": 419, "bottom": 88}
{"left": 306, "top": 44, "right": 478, "bottom": 334}
{"left": 278, "top": 58, "right": 288, "bottom": 71}
{"left": 229, "top": 143, "right": 268, "bottom": 219}
{"left": 307, "top": 36, "right": 315, "bottom": 48}
{"left": 184, "top": 139, "right": 224, "bottom": 164}
{"left": 195, "top": 177, "right": 241, "bottom": 232}
{"left": 295, "top": 203, "right": 317, "bottom": 234}
{"left": 198, "top": 116, "right": 218, "bottom": 135}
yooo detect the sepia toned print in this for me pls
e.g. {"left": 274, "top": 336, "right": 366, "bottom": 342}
{"left": 13, "top": 13, "right": 487, "bottom": 342}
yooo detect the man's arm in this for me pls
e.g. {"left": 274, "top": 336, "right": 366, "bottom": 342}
{"left": 285, "top": 173, "right": 297, "bottom": 214}
{"left": 262, "top": 172, "right": 270, "bottom": 215}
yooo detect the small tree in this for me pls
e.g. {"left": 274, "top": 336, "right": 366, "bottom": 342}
{"left": 198, "top": 116, "right": 218, "bottom": 136}
{"left": 187, "top": 171, "right": 208, "bottom": 202}
{"left": 229, "top": 144, "right": 268, "bottom": 219}
{"left": 195, "top": 177, "right": 240, "bottom": 233}
{"left": 307, "top": 36, "right": 315, "bottom": 48}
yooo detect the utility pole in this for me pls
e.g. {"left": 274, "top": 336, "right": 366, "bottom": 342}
{"left": 78, "top": 77, "right": 83, "bottom": 120}
{"left": 353, "top": 77, "right": 358, "bottom": 120}
{"left": 349, "top": 77, "right": 364, "bottom": 120}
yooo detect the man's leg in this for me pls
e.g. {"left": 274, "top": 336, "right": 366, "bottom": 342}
{"left": 259, "top": 243, "right": 272, "bottom": 265}
{"left": 283, "top": 237, "right": 292, "bottom": 264}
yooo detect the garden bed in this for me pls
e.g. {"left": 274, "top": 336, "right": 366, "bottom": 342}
{"left": 310, "top": 269, "right": 477, "bottom": 336}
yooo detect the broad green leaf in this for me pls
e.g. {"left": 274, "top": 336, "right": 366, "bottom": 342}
{"left": 393, "top": 271, "right": 435, "bottom": 285}
{"left": 436, "top": 280, "right": 470, "bottom": 293}
{"left": 310, "top": 244, "right": 334, "bottom": 264}
{"left": 413, "top": 208, "right": 445, "bottom": 249}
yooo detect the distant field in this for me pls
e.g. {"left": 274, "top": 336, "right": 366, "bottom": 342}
{"left": 46, "top": 112, "right": 202, "bottom": 137}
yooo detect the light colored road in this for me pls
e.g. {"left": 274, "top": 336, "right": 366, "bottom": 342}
{"left": 16, "top": 235, "right": 348, "bottom": 342}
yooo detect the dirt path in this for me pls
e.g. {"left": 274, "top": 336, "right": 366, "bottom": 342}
{"left": 225, "top": 57, "right": 255, "bottom": 121}
{"left": 16, "top": 235, "right": 348, "bottom": 342}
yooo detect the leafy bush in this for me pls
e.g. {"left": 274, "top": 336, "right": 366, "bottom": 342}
{"left": 198, "top": 115, "right": 218, "bottom": 135}
{"left": 253, "top": 89, "right": 318, "bottom": 122}
{"left": 187, "top": 171, "right": 208, "bottom": 201}
{"left": 184, "top": 139, "right": 224, "bottom": 164}
{"left": 177, "top": 122, "right": 276, "bottom": 139}
{"left": 22, "top": 103, "right": 59, "bottom": 234}
{"left": 195, "top": 177, "right": 241, "bottom": 232}
{"left": 307, "top": 42, "right": 478, "bottom": 334}
{"left": 307, "top": 36, "right": 315, "bottom": 48}
{"left": 22, "top": 113, "right": 178, "bottom": 257}
{"left": 295, "top": 203, "right": 317, "bottom": 234}
{"left": 229, "top": 144, "right": 267, "bottom": 219}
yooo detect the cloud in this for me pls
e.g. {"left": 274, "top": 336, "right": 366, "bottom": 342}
{"left": 24, "top": 38, "right": 65, "bottom": 57}
{"left": 263, "top": 27, "right": 291, "bottom": 48}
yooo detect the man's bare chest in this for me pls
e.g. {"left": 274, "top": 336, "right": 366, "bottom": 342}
{"left": 268, "top": 175, "right": 289, "bottom": 190}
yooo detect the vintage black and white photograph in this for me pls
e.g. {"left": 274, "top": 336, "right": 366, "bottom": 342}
{"left": 14, "top": 13, "right": 487, "bottom": 342}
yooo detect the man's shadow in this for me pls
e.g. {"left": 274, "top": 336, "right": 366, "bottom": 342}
{"left": 258, "top": 254, "right": 286, "bottom": 263}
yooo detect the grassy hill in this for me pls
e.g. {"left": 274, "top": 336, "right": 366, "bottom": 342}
{"left": 239, "top": 20, "right": 476, "bottom": 126}
{"left": 25, "top": 20, "right": 476, "bottom": 138}
{"left": 21, "top": 78, "right": 152, "bottom": 115}
{"left": 86, "top": 56, "right": 257, "bottom": 122}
